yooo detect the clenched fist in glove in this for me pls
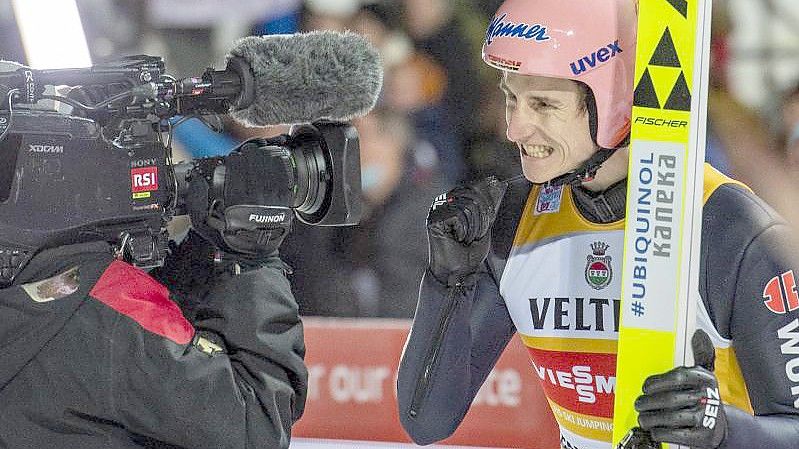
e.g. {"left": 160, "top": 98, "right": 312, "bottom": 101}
{"left": 622, "top": 329, "right": 728, "bottom": 449}
{"left": 426, "top": 176, "right": 508, "bottom": 287}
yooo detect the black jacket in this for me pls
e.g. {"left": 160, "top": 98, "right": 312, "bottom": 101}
{"left": 0, "top": 236, "right": 307, "bottom": 449}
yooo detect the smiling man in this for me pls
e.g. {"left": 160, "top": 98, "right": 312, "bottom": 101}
{"left": 499, "top": 73, "right": 627, "bottom": 190}
{"left": 396, "top": 1, "right": 799, "bottom": 448}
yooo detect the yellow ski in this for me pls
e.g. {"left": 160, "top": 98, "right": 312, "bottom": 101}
{"left": 613, "top": 1, "right": 713, "bottom": 448}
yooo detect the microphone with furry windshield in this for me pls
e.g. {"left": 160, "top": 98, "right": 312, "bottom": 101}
{"left": 0, "top": 31, "right": 381, "bottom": 274}
{"left": 175, "top": 30, "right": 384, "bottom": 126}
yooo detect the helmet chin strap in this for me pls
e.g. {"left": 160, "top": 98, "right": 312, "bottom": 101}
{"left": 544, "top": 147, "right": 616, "bottom": 188}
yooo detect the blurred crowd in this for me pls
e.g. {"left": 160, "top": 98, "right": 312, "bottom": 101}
{"left": 141, "top": 0, "right": 520, "bottom": 319}
{"left": 4, "top": 0, "right": 799, "bottom": 318}
{"left": 280, "top": 0, "right": 520, "bottom": 318}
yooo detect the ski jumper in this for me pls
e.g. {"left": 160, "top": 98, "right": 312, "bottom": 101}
{"left": 398, "top": 165, "right": 799, "bottom": 449}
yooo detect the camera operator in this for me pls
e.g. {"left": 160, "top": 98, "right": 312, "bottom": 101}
{"left": 0, "top": 61, "right": 307, "bottom": 449}
{"left": 0, "top": 27, "right": 382, "bottom": 447}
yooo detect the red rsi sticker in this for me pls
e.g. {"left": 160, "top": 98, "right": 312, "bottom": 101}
{"left": 763, "top": 270, "right": 799, "bottom": 314}
{"left": 131, "top": 166, "right": 158, "bottom": 192}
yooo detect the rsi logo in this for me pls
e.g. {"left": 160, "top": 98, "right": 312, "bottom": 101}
{"left": 249, "top": 213, "right": 286, "bottom": 224}
{"left": 570, "top": 40, "right": 623, "bottom": 76}
{"left": 131, "top": 167, "right": 158, "bottom": 192}
{"left": 29, "top": 144, "right": 64, "bottom": 154}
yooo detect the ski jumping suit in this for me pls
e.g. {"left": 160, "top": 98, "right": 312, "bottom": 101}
{"left": 398, "top": 165, "right": 799, "bottom": 449}
{"left": 0, "top": 237, "right": 307, "bottom": 449}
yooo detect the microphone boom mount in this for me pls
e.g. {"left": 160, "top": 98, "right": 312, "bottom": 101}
{"left": 0, "top": 54, "right": 255, "bottom": 123}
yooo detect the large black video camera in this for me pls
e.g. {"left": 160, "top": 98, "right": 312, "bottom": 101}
{"left": 0, "top": 55, "right": 361, "bottom": 281}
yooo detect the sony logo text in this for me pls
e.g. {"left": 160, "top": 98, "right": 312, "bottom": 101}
{"left": 131, "top": 158, "right": 157, "bottom": 168}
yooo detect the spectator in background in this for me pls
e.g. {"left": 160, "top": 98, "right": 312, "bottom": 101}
{"left": 348, "top": 1, "right": 413, "bottom": 72}
{"left": 463, "top": 80, "right": 522, "bottom": 182}
{"left": 703, "top": 3, "right": 799, "bottom": 235}
{"left": 401, "top": 0, "right": 481, "bottom": 183}
{"left": 779, "top": 83, "right": 799, "bottom": 168}
{"left": 353, "top": 2, "right": 456, "bottom": 187}
{"left": 758, "top": 82, "right": 799, "bottom": 228}
{"left": 282, "top": 108, "right": 444, "bottom": 318}
{"left": 702, "top": 1, "right": 736, "bottom": 176}
{"left": 301, "top": 0, "right": 359, "bottom": 32}
{"left": 302, "top": 0, "right": 459, "bottom": 186}
{"left": 702, "top": 2, "right": 784, "bottom": 211}
{"left": 379, "top": 50, "right": 452, "bottom": 184}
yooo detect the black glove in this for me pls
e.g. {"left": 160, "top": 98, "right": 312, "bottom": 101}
{"left": 426, "top": 176, "right": 507, "bottom": 287}
{"left": 185, "top": 147, "right": 293, "bottom": 260}
{"left": 633, "top": 329, "right": 727, "bottom": 449}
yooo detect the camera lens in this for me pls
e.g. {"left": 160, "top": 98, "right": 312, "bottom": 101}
{"left": 172, "top": 122, "right": 359, "bottom": 227}
{"left": 287, "top": 126, "right": 331, "bottom": 217}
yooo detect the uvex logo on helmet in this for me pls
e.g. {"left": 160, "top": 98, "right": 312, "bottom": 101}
{"left": 570, "top": 40, "right": 623, "bottom": 76}
{"left": 485, "top": 13, "right": 550, "bottom": 46}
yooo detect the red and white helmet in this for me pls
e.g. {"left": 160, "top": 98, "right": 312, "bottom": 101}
{"left": 482, "top": 0, "right": 637, "bottom": 149}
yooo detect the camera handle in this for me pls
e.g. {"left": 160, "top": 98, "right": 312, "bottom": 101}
{"left": 116, "top": 230, "right": 168, "bottom": 269}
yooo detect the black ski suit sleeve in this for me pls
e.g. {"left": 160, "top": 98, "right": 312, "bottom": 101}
{"left": 397, "top": 177, "right": 528, "bottom": 446}
{"left": 396, "top": 269, "right": 516, "bottom": 445}
{"left": 114, "top": 237, "right": 307, "bottom": 449}
{"left": 702, "top": 184, "right": 799, "bottom": 448}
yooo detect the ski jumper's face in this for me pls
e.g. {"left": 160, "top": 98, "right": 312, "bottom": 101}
{"left": 501, "top": 72, "right": 598, "bottom": 184}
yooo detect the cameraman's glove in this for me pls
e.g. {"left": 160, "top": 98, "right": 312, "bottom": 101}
{"left": 185, "top": 145, "right": 294, "bottom": 261}
{"left": 631, "top": 329, "right": 727, "bottom": 449}
{"left": 426, "top": 176, "right": 507, "bottom": 287}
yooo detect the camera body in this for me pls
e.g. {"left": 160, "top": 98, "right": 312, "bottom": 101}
{"left": 0, "top": 109, "right": 169, "bottom": 264}
{"left": 0, "top": 56, "right": 362, "bottom": 281}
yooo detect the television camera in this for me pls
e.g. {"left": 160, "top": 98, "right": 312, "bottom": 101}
{"left": 0, "top": 51, "right": 366, "bottom": 283}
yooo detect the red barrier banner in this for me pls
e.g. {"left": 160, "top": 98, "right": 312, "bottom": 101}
{"left": 293, "top": 318, "right": 560, "bottom": 448}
